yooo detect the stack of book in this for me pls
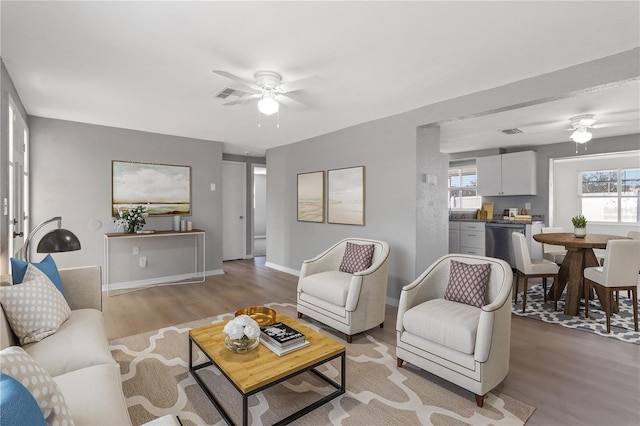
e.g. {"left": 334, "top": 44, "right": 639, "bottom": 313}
{"left": 260, "top": 322, "right": 309, "bottom": 356}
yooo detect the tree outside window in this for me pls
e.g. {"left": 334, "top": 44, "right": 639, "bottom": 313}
{"left": 580, "top": 168, "right": 640, "bottom": 223}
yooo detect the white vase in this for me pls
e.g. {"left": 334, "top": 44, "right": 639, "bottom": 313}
{"left": 574, "top": 227, "right": 587, "bottom": 238}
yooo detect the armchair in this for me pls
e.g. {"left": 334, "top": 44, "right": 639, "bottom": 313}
{"left": 396, "top": 254, "right": 513, "bottom": 407}
{"left": 297, "top": 238, "right": 390, "bottom": 343}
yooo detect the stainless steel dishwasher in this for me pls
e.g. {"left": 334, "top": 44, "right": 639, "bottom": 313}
{"left": 485, "top": 222, "right": 526, "bottom": 269}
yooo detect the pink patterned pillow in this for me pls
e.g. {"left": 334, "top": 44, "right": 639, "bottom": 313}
{"left": 339, "top": 242, "right": 375, "bottom": 273}
{"left": 443, "top": 260, "right": 491, "bottom": 308}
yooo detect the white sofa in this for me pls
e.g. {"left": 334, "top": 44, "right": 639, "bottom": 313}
{"left": 0, "top": 265, "right": 134, "bottom": 425}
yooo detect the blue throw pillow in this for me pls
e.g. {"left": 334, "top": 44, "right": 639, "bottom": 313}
{"left": 10, "top": 254, "right": 64, "bottom": 295}
{"left": 0, "top": 373, "right": 47, "bottom": 426}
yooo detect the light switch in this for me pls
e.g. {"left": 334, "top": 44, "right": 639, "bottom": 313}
{"left": 133, "top": 246, "right": 139, "bottom": 255}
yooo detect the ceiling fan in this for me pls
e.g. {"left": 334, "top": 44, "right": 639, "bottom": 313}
{"left": 567, "top": 114, "right": 599, "bottom": 143}
{"left": 212, "top": 70, "right": 316, "bottom": 116}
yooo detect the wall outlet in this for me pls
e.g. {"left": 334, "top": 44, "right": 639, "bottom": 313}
{"left": 133, "top": 246, "right": 139, "bottom": 255}
{"left": 524, "top": 202, "right": 531, "bottom": 210}
{"left": 139, "top": 256, "right": 147, "bottom": 268}
{"left": 210, "top": 183, "right": 216, "bottom": 191}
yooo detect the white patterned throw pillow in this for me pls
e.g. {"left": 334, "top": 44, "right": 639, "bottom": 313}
{"left": 0, "top": 346, "right": 74, "bottom": 425}
{"left": 443, "top": 260, "right": 491, "bottom": 308}
{"left": 0, "top": 264, "right": 71, "bottom": 345}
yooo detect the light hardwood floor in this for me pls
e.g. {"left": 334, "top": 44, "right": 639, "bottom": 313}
{"left": 103, "top": 258, "right": 640, "bottom": 426}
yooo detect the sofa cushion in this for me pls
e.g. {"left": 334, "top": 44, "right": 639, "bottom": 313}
{"left": 0, "top": 346, "right": 74, "bottom": 425}
{"left": 11, "top": 254, "right": 64, "bottom": 294}
{"left": 0, "top": 265, "right": 71, "bottom": 345}
{"left": 54, "top": 364, "right": 132, "bottom": 426}
{"left": 443, "top": 260, "right": 491, "bottom": 308}
{"left": 339, "top": 242, "right": 375, "bottom": 273}
{"left": 23, "top": 308, "right": 116, "bottom": 377}
{"left": 0, "top": 373, "right": 47, "bottom": 426}
{"left": 402, "top": 298, "right": 481, "bottom": 354}
{"left": 299, "top": 270, "right": 352, "bottom": 307}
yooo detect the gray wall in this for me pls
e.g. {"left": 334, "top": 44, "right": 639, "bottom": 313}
{"left": 266, "top": 113, "right": 420, "bottom": 300}
{"left": 265, "top": 49, "right": 639, "bottom": 304}
{"left": 28, "top": 117, "right": 224, "bottom": 280}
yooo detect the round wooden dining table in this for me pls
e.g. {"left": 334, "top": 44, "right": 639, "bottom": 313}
{"left": 532, "top": 233, "right": 630, "bottom": 316}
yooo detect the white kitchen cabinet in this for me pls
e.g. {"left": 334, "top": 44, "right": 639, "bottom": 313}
{"left": 449, "top": 221, "right": 461, "bottom": 253}
{"left": 460, "top": 222, "right": 485, "bottom": 256}
{"left": 477, "top": 151, "right": 537, "bottom": 196}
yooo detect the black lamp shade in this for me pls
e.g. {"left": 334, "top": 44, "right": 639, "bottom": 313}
{"left": 36, "top": 229, "right": 81, "bottom": 254}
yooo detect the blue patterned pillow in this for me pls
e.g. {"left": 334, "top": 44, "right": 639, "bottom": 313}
{"left": 0, "top": 373, "right": 47, "bottom": 426}
{"left": 444, "top": 260, "right": 491, "bottom": 308}
{"left": 10, "top": 254, "right": 64, "bottom": 294}
{"left": 339, "top": 242, "right": 375, "bottom": 274}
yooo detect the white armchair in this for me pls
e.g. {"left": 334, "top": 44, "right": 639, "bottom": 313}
{"left": 396, "top": 254, "right": 513, "bottom": 407}
{"left": 297, "top": 238, "right": 390, "bottom": 343}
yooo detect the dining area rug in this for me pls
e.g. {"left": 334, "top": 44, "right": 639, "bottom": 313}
{"left": 512, "top": 284, "right": 639, "bottom": 344}
{"left": 110, "top": 302, "right": 535, "bottom": 425}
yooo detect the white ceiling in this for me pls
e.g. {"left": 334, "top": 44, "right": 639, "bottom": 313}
{"left": 2, "top": 1, "right": 639, "bottom": 156}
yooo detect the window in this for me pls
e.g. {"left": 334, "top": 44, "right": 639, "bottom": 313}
{"left": 579, "top": 168, "right": 640, "bottom": 223}
{"left": 448, "top": 164, "right": 481, "bottom": 209}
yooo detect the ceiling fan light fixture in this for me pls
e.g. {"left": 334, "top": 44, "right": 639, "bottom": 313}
{"left": 258, "top": 90, "right": 279, "bottom": 116}
{"left": 570, "top": 127, "right": 592, "bottom": 143}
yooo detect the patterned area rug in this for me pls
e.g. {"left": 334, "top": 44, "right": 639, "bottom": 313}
{"left": 512, "top": 284, "right": 639, "bottom": 344}
{"left": 110, "top": 302, "right": 535, "bottom": 426}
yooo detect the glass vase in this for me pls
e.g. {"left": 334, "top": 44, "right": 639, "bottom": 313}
{"left": 224, "top": 335, "right": 259, "bottom": 353}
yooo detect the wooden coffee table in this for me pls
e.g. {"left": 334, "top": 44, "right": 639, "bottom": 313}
{"left": 189, "top": 312, "right": 346, "bottom": 426}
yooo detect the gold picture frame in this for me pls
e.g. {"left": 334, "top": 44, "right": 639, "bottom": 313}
{"left": 297, "top": 171, "right": 325, "bottom": 223}
{"left": 328, "top": 166, "right": 365, "bottom": 226}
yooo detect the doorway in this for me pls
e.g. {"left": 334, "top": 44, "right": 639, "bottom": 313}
{"left": 253, "top": 166, "right": 267, "bottom": 257}
{"left": 222, "top": 161, "right": 246, "bottom": 261}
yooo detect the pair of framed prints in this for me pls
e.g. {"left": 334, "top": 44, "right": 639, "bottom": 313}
{"left": 297, "top": 166, "right": 364, "bottom": 226}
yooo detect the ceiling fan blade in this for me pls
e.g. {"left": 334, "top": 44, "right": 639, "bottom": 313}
{"left": 279, "top": 75, "right": 320, "bottom": 93}
{"left": 592, "top": 119, "right": 640, "bottom": 129}
{"left": 212, "top": 70, "right": 261, "bottom": 94}
{"left": 223, "top": 95, "right": 260, "bottom": 106}
{"left": 277, "top": 94, "right": 309, "bottom": 110}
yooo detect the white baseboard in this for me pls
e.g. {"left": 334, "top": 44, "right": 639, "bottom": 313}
{"left": 105, "top": 268, "right": 224, "bottom": 291}
{"left": 264, "top": 261, "right": 300, "bottom": 276}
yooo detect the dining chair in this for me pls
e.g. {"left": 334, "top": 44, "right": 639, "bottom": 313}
{"left": 628, "top": 230, "right": 640, "bottom": 240}
{"left": 541, "top": 227, "right": 567, "bottom": 265}
{"left": 583, "top": 239, "right": 640, "bottom": 333}
{"left": 512, "top": 232, "right": 560, "bottom": 312}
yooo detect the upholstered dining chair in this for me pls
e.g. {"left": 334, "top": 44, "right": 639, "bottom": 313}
{"left": 584, "top": 239, "right": 640, "bottom": 333}
{"left": 296, "top": 238, "right": 390, "bottom": 343}
{"left": 512, "top": 232, "right": 560, "bottom": 312}
{"left": 396, "top": 254, "right": 513, "bottom": 407}
{"left": 541, "top": 226, "right": 567, "bottom": 265}
{"left": 628, "top": 230, "right": 640, "bottom": 240}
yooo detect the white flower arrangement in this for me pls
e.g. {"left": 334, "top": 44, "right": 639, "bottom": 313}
{"left": 223, "top": 315, "right": 261, "bottom": 341}
{"left": 113, "top": 204, "right": 149, "bottom": 233}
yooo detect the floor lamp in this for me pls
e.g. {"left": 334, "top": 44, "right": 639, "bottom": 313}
{"left": 23, "top": 216, "right": 81, "bottom": 262}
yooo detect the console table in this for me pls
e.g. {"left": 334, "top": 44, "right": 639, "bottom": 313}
{"left": 104, "top": 230, "right": 205, "bottom": 294}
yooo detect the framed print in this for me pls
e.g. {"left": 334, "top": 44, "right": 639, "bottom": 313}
{"left": 297, "top": 171, "right": 325, "bottom": 222}
{"left": 112, "top": 160, "right": 191, "bottom": 216}
{"left": 328, "top": 166, "right": 365, "bottom": 225}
